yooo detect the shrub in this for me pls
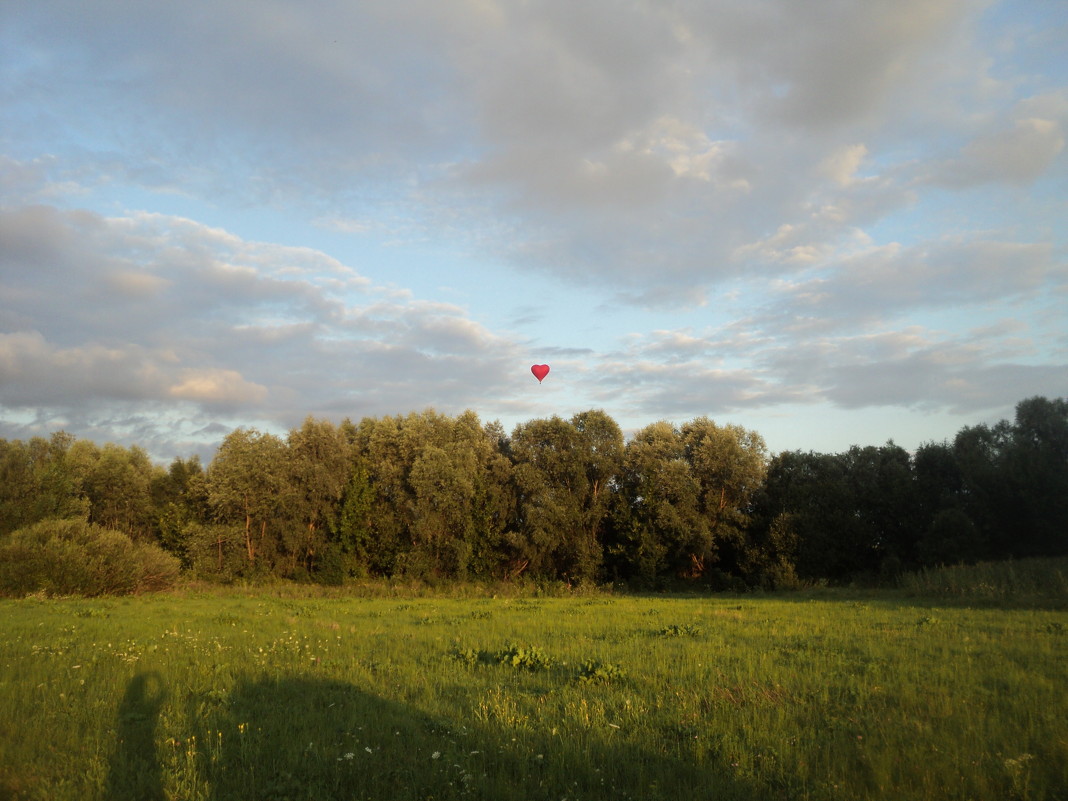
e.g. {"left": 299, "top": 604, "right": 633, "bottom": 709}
{"left": 450, "top": 643, "right": 557, "bottom": 671}
{"left": 310, "top": 544, "right": 346, "bottom": 586}
{"left": 492, "top": 643, "right": 556, "bottom": 671}
{"left": 658, "top": 623, "right": 703, "bottom": 637}
{"left": 577, "top": 659, "right": 626, "bottom": 683}
{"left": 0, "top": 518, "right": 180, "bottom": 597}
{"left": 898, "top": 556, "right": 1068, "bottom": 604}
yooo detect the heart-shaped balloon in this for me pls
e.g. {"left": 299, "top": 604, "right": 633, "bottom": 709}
{"left": 531, "top": 364, "right": 550, "bottom": 383}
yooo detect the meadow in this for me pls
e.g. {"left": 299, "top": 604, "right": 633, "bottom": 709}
{"left": 1, "top": 581, "right": 1066, "bottom": 800}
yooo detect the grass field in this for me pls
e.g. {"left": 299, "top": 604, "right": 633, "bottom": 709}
{"left": 1, "top": 581, "right": 1066, "bottom": 800}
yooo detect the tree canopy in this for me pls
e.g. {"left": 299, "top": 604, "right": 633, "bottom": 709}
{"left": 2, "top": 397, "right": 1064, "bottom": 589}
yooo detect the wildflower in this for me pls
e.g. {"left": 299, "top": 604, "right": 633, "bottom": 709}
{"left": 432, "top": 751, "right": 441, "bottom": 759}
{"left": 365, "top": 747, "right": 373, "bottom": 754}
{"left": 1004, "top": 753, "right": 1035, "bottom": 771}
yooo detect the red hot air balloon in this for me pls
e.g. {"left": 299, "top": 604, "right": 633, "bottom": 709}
{"left": 531, "top": 364, "right": 550, "bottom": 383}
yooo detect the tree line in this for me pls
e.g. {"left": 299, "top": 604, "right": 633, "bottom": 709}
{"left": 1, "top": 397, "right": 1065, "bottom": 589}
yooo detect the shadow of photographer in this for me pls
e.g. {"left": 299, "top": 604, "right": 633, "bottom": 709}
{"left": 106, "top": 672, "right": 167, "bottom": 801}
{"left": 109, "top": 671, "right": 755, "bottom": 800}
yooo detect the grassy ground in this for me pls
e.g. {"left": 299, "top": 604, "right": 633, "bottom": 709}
{"left": 1, "top": 585, "right": 1066, "bottom": 800}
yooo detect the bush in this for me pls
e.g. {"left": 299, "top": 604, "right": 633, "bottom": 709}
{"left": 898, "top": 556, "right": 1068, "bottom": 604}
{"left": 577, "top": 659, "right": 626, "bottom": 683}
{"left": 310, "top": 544, "right": 346, "bottom": 586}
{"left": 0, "top": 518, "right": 180, "bottom": 597}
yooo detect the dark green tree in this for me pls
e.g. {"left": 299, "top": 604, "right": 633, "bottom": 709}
{"left": 334, "top": 462, "right": 375, "bottom": 577}
{"left": 842, "top": 442, "right": 919, "bottom": 571}
{"left": 607, "top": 421, "right": 702, "bottom": 585}
{"left": 913, "top": 441, "right": 985, "bottom": 565}
{"left": 1003, "top": 396, "right": 1068, "bottom": 557}
{"left": 953, "top": 420, "right": 1014, "bottom": 558}
{"left": 151, "top": 455, "right": 209, "bottom": 566}
{"left": 760, "top": 451, "right": 869, "bottom": 581}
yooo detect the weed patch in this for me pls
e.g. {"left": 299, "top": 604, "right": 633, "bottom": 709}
{"left": 657, "top": 623, "right": 703, "bottom": 637}
{"left": 576, "top": 660, "right": 626, "bottom": 684}
{"left": 451, "top": 643, "right": 556, "bottom": 672}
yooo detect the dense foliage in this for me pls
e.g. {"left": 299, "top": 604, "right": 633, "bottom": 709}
{"left": 1, "top": 396, "right": 1065, "bottom": 590}
{"left": 0, "top": 518, "right": 180, "bottom": 597}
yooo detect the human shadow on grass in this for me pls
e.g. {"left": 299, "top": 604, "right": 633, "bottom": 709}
{"left": 106, "top": 670, "right": 761, "bottom": 801}
{"left": 178, "top": 675, "right": 759, "bottom": 801}
{"left": 106, "top": 672, "right": 167, "bottom": 801}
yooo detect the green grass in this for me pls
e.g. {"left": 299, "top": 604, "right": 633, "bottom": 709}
{"left": 1, "top": 587, "right": 1066, "bottom": 800}
{"left": 897, "top": 557, "right": 1068, "bottom": 605}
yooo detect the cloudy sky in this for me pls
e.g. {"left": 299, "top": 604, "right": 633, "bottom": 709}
{"left": 2, "top": 0, "right": 1066, "bottom": 462}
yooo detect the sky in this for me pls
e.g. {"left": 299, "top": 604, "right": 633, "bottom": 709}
{"left": 1, "top": 0, "right": 1066, "bottom": 464}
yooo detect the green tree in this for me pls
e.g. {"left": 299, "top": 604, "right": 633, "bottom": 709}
{"left": 468, "top": 419, "right": 517, "bottom": 579}
{"left": 207, "top": 428, "right": 287, "bottom": 571}
{"left": 953, "top": 421, "right": 1014, "bottom": 559}
{"left": 509, "top": 411, "right": 622, "bottom": 584}
{"left": 571, "top": 409, "right": 624, "bottom": 563}
{"left": 151, "top": 455, "right": 209, "bottom": 566}
{"left": 913, "top": 441, "right": 985, "bottom": 566}
{"left": 334, "top": 462, "right": 375, "bottom": 577}
{"left": 679, "top": 418, "right": 767, "bottom": 579}
{"left": 607, "top": 421, "right": 701, "bottom": 585}
{"left": 1004, "top": 396, "right": 1068, "bottom": 557}
{"left": 342, "top": 409, "right": 517, "bottom": 581}
{"left": 351, "top": 414, "right": 410, "bottom": 574}
{"left": 408, "top": 443, "right": 478, "bottom": 578}
{"left": 510, "top": 415, "right": 589, "bottom": 582}
{"left": 760, "top": 451, "right": 869, "bottom": 582}
{"left": 842, "top": 442, "right": 919, "bottom": 570}
{"left": 66, "top": 441, "right": 160, "bottom": 542}
{"left": 0, "top": 433, "right": 86, "bottom": 534}
{"left": 919, "top": 507, "right": 983, "bottom": 566}
{"left": 283, "top": 417, "right": 351, "bottom": 579}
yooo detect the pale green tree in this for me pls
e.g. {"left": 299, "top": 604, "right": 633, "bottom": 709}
{"left": 510, "top": 410, "right": 623, "bottom": 584}
{"left": 283, "top": 417, "right": 352, "bottom": 577}
{"left": 207, "top": 428, "right": 287, "bottom": 569}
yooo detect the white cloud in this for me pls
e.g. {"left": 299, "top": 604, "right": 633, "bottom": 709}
{"left": 603, "top": 321, "right": 1068, "bottom": 422}
{"left": 168, "top": 369, "right": 268, "bottom": 406}
{"left": 0, "top": 202, "right": 527, "bottom": 454}
{"left": 774, "top": 236, "right": 1064, "bottom": 327}
{"left": 0, "top": 0, "right": 989, "bottom": 297}
{"left": 0, "top": 331, "right": 166, "bottom": 405}
{"left": 819, "top": 144, "right": 870, "bottom": 187}
{"left": 2, "top": 1, "right": 1066, "bottom": 457}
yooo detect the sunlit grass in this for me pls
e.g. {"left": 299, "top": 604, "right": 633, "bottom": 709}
{"left": 1, "top": 588, "right": 1066, "bottom": 800}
